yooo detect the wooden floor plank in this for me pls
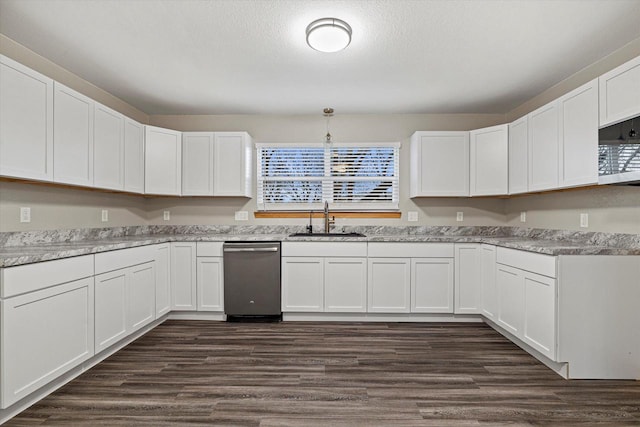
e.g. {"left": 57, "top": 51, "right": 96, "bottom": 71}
{"left": 6, "top": 320, "right": 640, "bottom": 426}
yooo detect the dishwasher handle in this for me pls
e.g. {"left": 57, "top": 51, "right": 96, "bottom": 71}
{"left": 223, "top": 246, "right": 280, "bottom": 253}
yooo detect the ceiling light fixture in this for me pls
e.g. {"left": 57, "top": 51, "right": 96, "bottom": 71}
{"left": 306, "top": 18, "right": 352, "bottom": 53}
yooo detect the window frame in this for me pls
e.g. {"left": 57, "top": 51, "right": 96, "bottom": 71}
{"left": 256, "top": 142, "right": 400, "bottom": 211}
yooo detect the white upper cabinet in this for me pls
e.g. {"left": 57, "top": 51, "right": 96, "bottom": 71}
{"left": 527, "top": 101, "right": 559, "bottom": 192}
{"left": 145, "top": 125, "right": 182, "bottom": 195}
{"left": 508, "top": 116, "right": 528, "bottom": 194}
{"left": 557, "top": 79, "right": 599, "bottom": 189}
{"left": 53, "top": 83, "right": 94, "bottom": 186}
{"left": 213, "top": 132, "right": 252, "bottom": 197}
{"left": 469, "top": 124, "right": 508, "bottom": 196}
{"left": 599, "top": 55, "right": 640, "bottom": 127}
{"left": 123, "top": 118, "right": 145, "bottom": 193}
{"left": 0, "top": 55, "right": 54, "bottom": 181}
{"left": 182, "top": 131, "right": 253, "bottom": 197}
{"left": 93, "top": 103, "right": 125, "bottom": 190}
{"left": 182, "top": 132, "right": 214, "bottom": 196}
{"left": 410, "top": 131, "right": 470, "bottom": 197}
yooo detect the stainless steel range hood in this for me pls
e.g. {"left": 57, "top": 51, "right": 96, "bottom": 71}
{"left": 598, "top": 116, "right": 640, "bottom": 185}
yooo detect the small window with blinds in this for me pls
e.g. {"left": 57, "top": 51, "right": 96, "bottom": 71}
{"left": 256, "top": 142, "right": 400, "bottom": 210}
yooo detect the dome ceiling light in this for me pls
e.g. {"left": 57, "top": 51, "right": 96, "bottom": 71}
{"left": 306, "top": 18, "right": 352, "bottom": 53}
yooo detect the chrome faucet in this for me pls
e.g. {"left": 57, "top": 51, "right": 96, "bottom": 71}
{"left": 323, "top": 201, "right": 335, "bottom": 233}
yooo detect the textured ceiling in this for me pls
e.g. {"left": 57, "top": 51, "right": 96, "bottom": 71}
{"left": 1, "top": 0, "right": 640, "bottom": 115}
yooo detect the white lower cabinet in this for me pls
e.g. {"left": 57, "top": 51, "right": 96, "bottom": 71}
{"left": 495, "top": 247, "right": 557, "bottom": 360}
{"left": 368, "top": 258, "right": 411, "bottom": 313}
{"left": 171, "top": 242, "right": 197, "bottom": 311}
{"left": 522, "top": 272, "right": 556, "bottom": 359}
{"left": 95, "top": 260, "right": 156, "bottom": 353}
{"left": 282, "top": 257, "right": 324, "bottom": 312}
{"left": 94, "top": 269, "right": 128, "bottom": 352}
{"left": 1, "top": 277, "right": 95, "bottom": 409}
{"left": 496, "top": 264, "right": 525, "bottom": 336}
{"left": 454, "top": 244, "right": 481, "bottom": 314}
{"left": 411, "top": 258, "right": 454, "bottom": 313}
{"left": 281, "top": 242, "right": 367, "bottom": 313}
{"left": 196, "top": 257, "right": 224, "bottom": 311}
{"left": 324, "top": 258, "right": 367, "bottom": 312}
{"left": 154, "top": 243, "right": 171, "bottom": 317}
{"left": 480, "top": 244, "right": 497, "bottom": 321}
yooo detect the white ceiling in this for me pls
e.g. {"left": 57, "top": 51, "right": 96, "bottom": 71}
{"left": 1, "top": 0, "right": 640, "bottom": 115}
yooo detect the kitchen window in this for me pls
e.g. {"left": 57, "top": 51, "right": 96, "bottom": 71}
{"left": 256, "top": 142, "right": 400, "bottom": 211}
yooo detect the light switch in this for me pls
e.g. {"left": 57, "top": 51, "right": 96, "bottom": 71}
{"left": 101, "top": 210, "right": 109, "bottom": 222}
{"left": 407, "top": 211, "right": 418, "bottom": 222}
{"left": 163, "top": 211, "right": 171, "bottom": 221}
{"left": 520, "top": 211, "right": 526, "bottom": 223}
{"left": 456, "top": 212, "right": 464, "bottom": 222}
{"left": 20, "top": 207, "right": 31, "bottom": 223}
{"left": 580, "top": 213, "right": 588, "bottom": 228}
{"left": 235, "top": 211, "right": 249, "bottom": 221}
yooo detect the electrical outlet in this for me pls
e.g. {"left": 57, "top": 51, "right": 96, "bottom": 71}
{"left": 163, "top": 211, "right": 170, "bottom": 221}
{"left": 235, "top": 211, "right": 249, "bottom": 221}
{"left": 456, "top": 212, "right": 464, "bottom": 222}
{"left": 407, "top": 211, "right": 418, "bottom": 222}
{"left": 580, "top": 213, "right": 589, "bottom": 228}
{"left": 101, "top": 210, "right": 109, "bottom": 222}
{"left": 20, "top": 207, "right": 31, "bottom": 223}
{"left": 520, "top": 211, "right": 526, "bottom": 223}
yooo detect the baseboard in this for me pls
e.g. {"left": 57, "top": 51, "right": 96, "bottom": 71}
{"left": 168, "top": 311, "right": 226, "bottom": 321}
{"left": 283, "top": 312, "right": 484, "bottom": 322}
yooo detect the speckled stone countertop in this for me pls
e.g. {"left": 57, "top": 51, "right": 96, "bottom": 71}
{"left": 1, "top": 225, "right": 639, "bottom": 267}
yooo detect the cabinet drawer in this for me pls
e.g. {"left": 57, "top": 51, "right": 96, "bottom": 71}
{"left": 1, "top": 255, "right": 94, "bottom": 298}
{"left": 95, "top": 245, "right": 154, "bottom": 274}
{"left": 282, "top": 242, "right": 367, "bottom": 257}
{"left": 496, "top": 247, "right": 556, "bottom": 278}
{"left": 367, "top": 242, "right": 454, "bottom": 258}
{"left": 196, "top": 242, "right": 224, "bottom": 257}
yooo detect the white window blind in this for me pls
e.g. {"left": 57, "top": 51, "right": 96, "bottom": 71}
{"left": 256, "top": 142, "right": 400, "bottom": 210}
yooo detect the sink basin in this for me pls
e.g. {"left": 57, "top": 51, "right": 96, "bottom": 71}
{"left": 289, "top": 232, "right": 366, "bottom": 238}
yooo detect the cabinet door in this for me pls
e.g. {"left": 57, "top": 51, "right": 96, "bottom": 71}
{"left": 145, "top": 125, "right": 182, "bottom": 195}
{"left": 182, "top": 132, "right": 214, "bottom": 195}
{"left": 171, "top": 242, "right": 197, "bottom": 311}
{"left": 324, "top": 257, "right": 367, "bottom": 312}
{"left": 508, "top": 116, "right": 528, "bottom": 194}
{"left": 528, "top": 101, "right": 559, "bottom": 191}
{"left": 93, "top": 103, "right": 124, "bottom": 190}
{"left": 213, "top": 132, "right": 252, "bottom": 196}
{"left": 0, "top": 55, "right": 54, "bottom": 181}
{"left": 1, "top": 278, "right": 94, "bottom": 409}
{"left": 558, "top": 79, "right": 598, "bottom": 189}
{"left": 412, "top": 258, "right": 454, "bottom": 313}
{"left": 470, "top": 124, "right": 508, "bottom": 196}
{"left": 368, "top": 258, "right": 411, "bottom": 313}
{"left": 409, "top": 132, "right": 469, "bottom": 197}
{"left": 281, "top": 257, "right": 324, "bottom": 312}
{"left": 599, "top": 55, "right": 640, "bottom": 127}
{"left": 454, "top": 244, "right": 481, "bottom": 314}
{"left": 523, "top": 272, "right": 557, "bottom": 360}
{"left": 53, "top": 83, "right": 94, "bottom": 186}
{"left": 94, "top": 269, "right": 128, "bottom": 353}
{"left": 496, "top": 264, "right": 525, "bottom": 337}
{"left": 480, "top": 245, "right": 497, "bottom": 321}
{"left": 154, "top": 243, "right": 171, "bottom": 316}
{"left": 196, "top": 257, "right": 224, "bottom": 311}
{"left": 127, "top": 262, "right": 156, "bottom": 331}
{"left": 124, "top": 118, "right": 145, "bottom": 193}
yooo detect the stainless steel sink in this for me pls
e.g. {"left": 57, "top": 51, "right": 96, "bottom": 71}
{"left": 289, "top": 232, "right": 366, "bottom": 237}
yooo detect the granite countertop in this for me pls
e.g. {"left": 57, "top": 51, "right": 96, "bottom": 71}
{"left": 1, "top": 229, "right": 639, "bottom": 268}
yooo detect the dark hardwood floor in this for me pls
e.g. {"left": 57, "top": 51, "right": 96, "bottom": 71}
{"left": 7, "top": 320, "right": 640, "bottom": 426}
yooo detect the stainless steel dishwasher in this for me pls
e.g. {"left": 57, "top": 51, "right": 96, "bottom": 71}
{"left": 223, "top": 241, "right": 281, "bottom": 321}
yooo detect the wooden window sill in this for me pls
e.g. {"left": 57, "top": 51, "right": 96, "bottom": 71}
{"left": 254, "top": 211, "right": 401, "bottom": 219}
